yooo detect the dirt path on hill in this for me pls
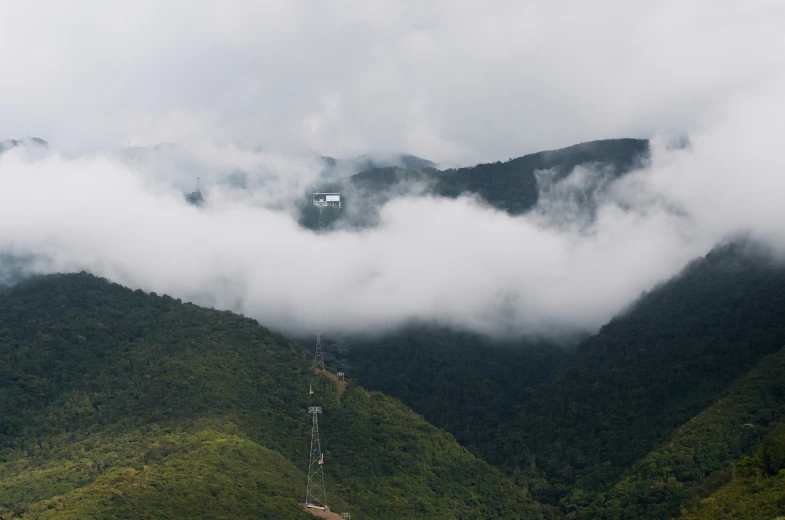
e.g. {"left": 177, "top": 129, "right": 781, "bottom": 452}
{"left": 305, "top": 506, "right": 345, "bottom": 519}
{"left": 314, "top": 368, "right": 348, "bottom": 396}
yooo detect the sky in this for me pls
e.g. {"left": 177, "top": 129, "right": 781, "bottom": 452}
{"left": 2, "top": 0, "right": 783, "bottom": 164}
{"left": 1, "top": 1, "right": 785, "bottom": 341}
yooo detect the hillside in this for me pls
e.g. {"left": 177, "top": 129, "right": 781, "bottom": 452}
{"left": 0, "top": 273, "right": 541, "bottom": 519}
{"left": 346, "top": 240, "right": 785, "bottom": 516}
{"left": 300, "top": 138, "right": 649, "bottom": 230}
{"left": 344, "top": 326, "right": 567, "bottom": 456}
{"left": 431, "top": 137, "right": 649, "bottom": 214}
{"left": 589, "top": 343, "right": 785, "bottom": 519}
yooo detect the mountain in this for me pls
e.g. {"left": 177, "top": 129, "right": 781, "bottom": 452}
{"left": 319, "top": 153, "right": 435, "bottom": 179}
{"left": 301, "top": 138, "right": 649, "bottom": 230}
{"left": 343, "top": 326, "right": 568, "bottom": 458}
{"left": 0, "top": 137, "right": 48, "bottom": 154}
{"left": 430, "top": 137, "right": 649, "bottom": 215}
{"left": 593, "top": 341, "right": 785, "bottom": 519}
{"left": 0, "top": 273, "right": 541, "bottom": 519}
{"left": 344, "top": 240, "right": 785, "bottom": 517}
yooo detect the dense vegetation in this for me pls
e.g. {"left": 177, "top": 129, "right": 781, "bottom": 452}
{"left": 432, "top": 138, "right": 648, "bottom": 215}
{"left": 344, "top": 327, "right": 567, "bottom": 457}
{"left": 0, "top": 273, "right": 540, "bottom": 519}
{"left": 681, "top": 446, "right": 785, "bottom": 520}
{"left": 589, "top": 342, "right": 785, "bottom": 519}
{"left": 346, "top": 241, "right": 785, "bottom": 517}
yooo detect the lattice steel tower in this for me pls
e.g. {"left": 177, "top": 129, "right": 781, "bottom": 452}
{"left": 312, "top": 333, "right": 326, "bottom": 371}
{"left": 304, "top": 406, "right": 328, "bottom": 511}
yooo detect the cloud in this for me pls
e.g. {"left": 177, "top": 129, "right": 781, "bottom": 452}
{"left": 1, "top": 71, "right": 785, "bottom": 341}
{"left": 2, "top": 1, "right": 784, "bottom": 163}
{"left": 1, "top": 1, "right": 784, "bottom": 341}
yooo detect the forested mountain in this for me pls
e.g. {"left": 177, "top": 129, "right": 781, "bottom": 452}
{"left": 597, "top": 342, "right": 785, "bottom": 519}
{"left": 346, "top": 241, "right": 785, "bottom": 518}
{"left": 300, "top": 138, "right": 649, "bottom": 230}
{"left": 0, "top": 273, "right": 541, "bottom": 519}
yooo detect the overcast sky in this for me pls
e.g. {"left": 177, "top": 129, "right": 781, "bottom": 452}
{"left": 2, "top": 0, "right": 783, "bottom": 164}
{"left": 1, "top": 1, "right": 785, "bottom": 341}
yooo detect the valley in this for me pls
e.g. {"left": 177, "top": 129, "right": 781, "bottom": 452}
{"left": 1, "top": 137, "right": 784, "bottom": 519}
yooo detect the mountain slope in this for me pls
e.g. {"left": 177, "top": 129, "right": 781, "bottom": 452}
{"left": 19, "top": 429, "right": 312, "bottom": 520}
{"left": 680, "top": 455, "right": 785, "bottom": 520}
{"left": 346, "top": 241, "right": 785, "bottom": 515}
{"left": 586, "top": 342, "right": 785, "bottom": 519}
{"left": 301, "top": 138, "right": 649, "bottom": 230}
{"left": 344, "top": 326, "right": 567, "bottom": 457}
{"left": 432, "top": 137, "right": 649, "bottom": 214}
{"left": 0, "top": 273, "right": 541, "bottom": 519}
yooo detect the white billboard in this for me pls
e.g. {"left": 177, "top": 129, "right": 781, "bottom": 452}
{"left": 325, "top": 195, "right": 340, "bottom": 202}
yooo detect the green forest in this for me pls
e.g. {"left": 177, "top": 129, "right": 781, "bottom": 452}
{"left": 0, "top": 273, "right": 539, "bottom": 519}
{"left": 345, "top": 241, "right": 785, "bottom": 518}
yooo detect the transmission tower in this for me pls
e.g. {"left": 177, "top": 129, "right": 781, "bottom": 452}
{"left": 312, "top": 333, "right": 326, "bottom": 371}
{"left": 305, "top": 406, "right": 328, "bottom": 511}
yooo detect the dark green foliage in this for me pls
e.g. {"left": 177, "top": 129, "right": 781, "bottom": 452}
{"left": 680, "top": 455, "right": 785, "bottom": 520}
{"left": 322, "top": 385, "right": 542, "bottom": 519}
{"left": 21, "top": 429, "right": 313, "bottom": 520}
{"left": 589, "top": 344, "right": 785, "bottom": 519}
{"left": 0, "top": 272, "right": 538, "bottom": 519}
{"left": 433, "top": 138, "right": 648, "bottom": 214}
{"left": 760, "top": 426, "right": 785, "bottom": 476}
{"left": 346, "top": 241, "right": 785, "bottom": 517}
{"left": 346, "top": 326, "right": 567, "bottom": 457}
{"left": 505, "top": 242, "right": 785, "bottom": 506}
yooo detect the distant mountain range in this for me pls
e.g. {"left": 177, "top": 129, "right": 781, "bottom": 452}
{"left": 300, "top": 138, "right": 650, "bottom": 229}
{"left": 0, "top": 137, "right": 48, "bottom": 153}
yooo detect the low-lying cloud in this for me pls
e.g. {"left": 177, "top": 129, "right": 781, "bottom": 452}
{"left": 1, "top": 75, "right": 784, "bottom": 341}
{"left": 2, "top": 1, "right": 785, "bottom": 341}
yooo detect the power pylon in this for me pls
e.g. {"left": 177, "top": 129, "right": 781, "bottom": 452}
{"left": 312, "top": 333, "right": 326, "bottom": 371}
{"left": 305, "top": 406, "right": 328, "bottom": 511}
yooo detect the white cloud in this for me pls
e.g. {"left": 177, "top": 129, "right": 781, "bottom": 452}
{"left": 1, "top": 1, "right": 784, "bottom": 340}
{"left": 1, "top": 71, "right": 784, "bottom": 340}
{"left": 2, "top": 1, "right": 783, "bottom": 162}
